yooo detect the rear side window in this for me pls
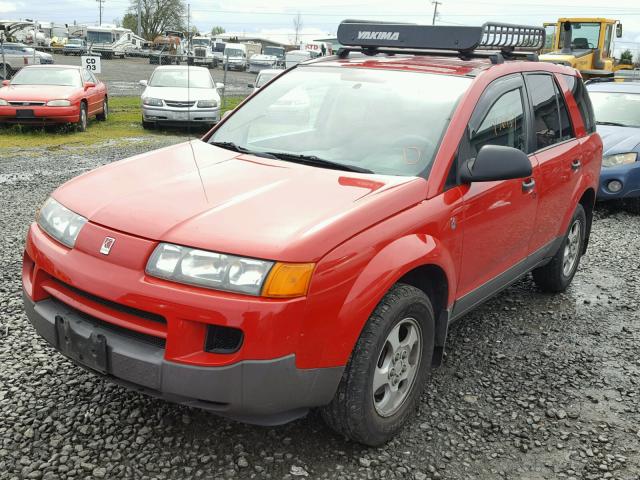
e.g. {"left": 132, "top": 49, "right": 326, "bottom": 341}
{"left": 525, "top": 74, "right": 574, "bottom": 150}
{"left": 561, "top": 74, "right": 596, "bottom": 134}
{"left": 470, "top": 88, "right": 526, "bottom": 154}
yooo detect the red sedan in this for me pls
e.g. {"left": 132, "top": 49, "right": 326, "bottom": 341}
{"left": 0, "top": 65, "right": 108, "bottom": 131}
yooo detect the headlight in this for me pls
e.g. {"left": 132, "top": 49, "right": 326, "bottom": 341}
{"left": 146, "top": 243, "right": 315, "bottom": 297}
{"left": 46, "top": 99, "right": 71, "bottom": 107}
{"left": 37, "top": 197, "right": 87, "bottom": 248}
{"left": 143, "top": 97, "right": 163, "bottom": 107}
{"left": 0, "top": 99, "right": 8, "bottom": 106}
{"left": 197, "top": 99, "right": 218, "bottom": 108}
{"left": 146, "top": 243, "right": 274, "bottom": 295}
{"left": 602, "top": 152, "right": 638, "bottom": 167}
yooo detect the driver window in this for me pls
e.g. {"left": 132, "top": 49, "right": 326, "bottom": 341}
{"left": 469, "top": 88, "right": 526, "bottom": 156}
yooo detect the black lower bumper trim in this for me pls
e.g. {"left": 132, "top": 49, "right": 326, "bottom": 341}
{"left": 23, "top": 290, "right": 343, "bottom": 425}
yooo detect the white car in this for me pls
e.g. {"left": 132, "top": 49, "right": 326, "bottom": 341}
{"left": 250, "top": 69, "right": 282, "bottom": 93}
{"left": 139, "top": 65, "right": 223, "bottom": 128}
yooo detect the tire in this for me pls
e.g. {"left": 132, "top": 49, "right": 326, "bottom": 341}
{"left": 142, "top": 118, "right": 154, "bottom": 130}
{"left": 532, "top": 203, "right": 586, "bottom": 293}
{"left": 96, "top": 98, "right": 108, "bottom": 121}
{"left": 321, "top": 283, "right": 435, "bottom": 446}
{"left": 75, "top": 103, "right": 88, "bottom": 132}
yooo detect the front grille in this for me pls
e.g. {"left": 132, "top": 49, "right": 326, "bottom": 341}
{"left": 51, "top": 297, "right": 166, "bottom": 349}
{"left": 55, "top": 280, "right": 166, "bottom": 325}
{"left": 204, "top": 325, "right": 243, "bottom": 354}
{"left": 9, "top": 101, "right": 45, "bottom": 106}
{"left": 165, "top": 100, "right": 196, "bottom": 108}
{"left": 195, "top": 48, "right": 207, "bottom": 57}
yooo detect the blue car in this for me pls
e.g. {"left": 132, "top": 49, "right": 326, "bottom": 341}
{"left": 587, "top": 80, "right": 640, "bottom": 213}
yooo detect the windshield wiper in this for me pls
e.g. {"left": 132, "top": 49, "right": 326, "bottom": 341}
{"left": 264, "top": 152, "right": 374, "bottom": 173}
{"left": 596, "top": 121, "right": 629, "bottom": 127}
{"left": 210, "top": 141, "right": 277, "bottom": 159}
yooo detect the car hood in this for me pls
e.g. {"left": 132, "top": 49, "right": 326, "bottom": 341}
{"left": 54, "top": 141, "right": 425, "bottom": 262}
{"left": 0, "top": 84, "right": 78, "bottom": 100}
{"left": 142, "top": 86, "right": 220, "bottom": 102}
{"left": 597, "top": 125, "right": 640, "bottom": 156}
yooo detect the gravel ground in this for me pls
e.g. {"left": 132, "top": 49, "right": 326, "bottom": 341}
{"left": 49, "top": 53, "right": 259, "bottom": 97}
{"left": 1, "top": 138, "right": 639, "bottom": 480}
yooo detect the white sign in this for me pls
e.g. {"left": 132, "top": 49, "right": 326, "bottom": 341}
{"left": 81, "top": 55, "right": 101, "bottom": 74}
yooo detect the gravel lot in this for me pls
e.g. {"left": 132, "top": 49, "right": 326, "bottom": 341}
{"left": 49, "top": 53, "right": 259, "bottom": 97}
{"left": 1, "top": 138, "right": 639, "bottom": 480}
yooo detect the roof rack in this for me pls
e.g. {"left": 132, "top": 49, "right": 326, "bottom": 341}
{"left": 336, "top": 20, "right": 545, "bottom": 64}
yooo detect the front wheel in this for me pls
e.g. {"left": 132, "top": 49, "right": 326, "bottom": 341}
{"left": 532, "top": 204, "right": 586, "bottom": 292}
{"left": 623, "top": 197, "right": 640, "bottom": 215}
{"left": 321, "top": 283, "right": 434, "bottom": 446}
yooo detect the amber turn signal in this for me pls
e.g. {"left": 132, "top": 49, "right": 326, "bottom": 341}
{"left": 262, "top": 262, "right": 315, "bottom": 298}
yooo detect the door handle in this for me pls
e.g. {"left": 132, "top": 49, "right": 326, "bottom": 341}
{"left": 522, "top": 178, "right": 536, "bottom": 193}
{"left": 571, "top": 159, "right": 582, "bottom": 171}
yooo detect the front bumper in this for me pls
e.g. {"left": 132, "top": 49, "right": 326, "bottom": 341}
{"left": 0, "top": 105, "right": 80, "bottom": 124}
{"left": 142, "top": 106, "right": 220, "bottom": 124}
{"left": 598, "top": 162, "right": 640, "bottom": 201}
{"left": 22, "top": 222, "right": 343, "bottom": 424}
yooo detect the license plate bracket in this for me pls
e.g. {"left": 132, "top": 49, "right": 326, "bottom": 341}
{"left": 55, "top": 315, "right": 108, "bottom": 373}
{"left": 15, "top": 109, "right": 35, "bottom": 118}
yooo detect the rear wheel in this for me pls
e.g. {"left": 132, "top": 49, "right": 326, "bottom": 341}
{"left": 532, "top": 204, "right": 586, "bottom": 292}
{"left": 96, "top": 98, "right": 108, "bottom": 121}
{"left": 321, "top": 283, "right": 434, "bottom": 446}
{"left": 75, "top": 103, "right": 88, "bottom": 132}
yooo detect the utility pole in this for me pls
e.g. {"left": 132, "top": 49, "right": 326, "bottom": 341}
{"left": 137, "top": 0, "right": 142, "bottom": 37}
{"left": 96, "top": 0, "right": 105, "bottom": 26}
{"left": 431, "top": 1, "right": 442, "bottom": 26}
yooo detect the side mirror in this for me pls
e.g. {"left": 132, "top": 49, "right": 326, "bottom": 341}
{"left": 222, "top": 110, "right": 233, "bottom": 119}
{"left": 84, "top": 81, "right": 96, "bottom": 90}
{"left": 216, "top": 82, "right": 224, "bottom": 89}
{"left": 460, "top": 145, "right": 532, "bottom": 183}
{"left": 1, "top": 80, "right": 9, "bottom": 86}
{"left": 139, "top": 80, "right": 148, "bottom": 87}
{"left": 616, "top": 23, "right": 622, "bottom": 38}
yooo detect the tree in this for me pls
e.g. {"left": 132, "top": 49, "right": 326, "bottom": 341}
{"left": 127, "top": 0, "right": 187, "bottom": 40}
{"left": 620, "top": 49, "right": 633, "bottom": 65}
{"left": 211, "top": 26, "right": 225, "bottom": 36}
{"left": 121, "top": 13, "right": 137, "bottom": 32}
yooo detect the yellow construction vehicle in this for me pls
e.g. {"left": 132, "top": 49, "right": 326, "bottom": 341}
{"left": 539, "top": 18, "right": 631, "bottom": 78}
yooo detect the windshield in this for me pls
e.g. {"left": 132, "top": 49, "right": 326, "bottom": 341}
{"left": 590, "top": 91, "right": 640, "bottom": 128}
{"left": 210, "top": 66, "right": 470, "bottom": 176}
{"left": 213, "top": 43, "right": 225, "bottom": 52}
{"left": 256, "top": 72, "right": 278, "bottom": 88}
{"left": 149, "top": 69, "right": 213, "bottom": 88}
{"left": 68, "top": 39, "right": 83, "bottom": 45}
{"left": 88, "top": 31, "right": 113, "bottom": 43}
{"left": 11, "top": 68, "right": 81, "bottom": 87}
{"left": 264, "top": 47, "right": 284, "bottom": 58}
{"left": 560, "top": 22, "right": 601, "bottom": 49}
{"left": 225, "top": 48, "right": 244, "bottom": 57}
{"left": 192, "top": 39, "right": 209, "bottom": 46}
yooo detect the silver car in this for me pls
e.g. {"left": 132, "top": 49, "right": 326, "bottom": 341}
{"left": 139, "top": 65, "right": 223, "bottom": 128}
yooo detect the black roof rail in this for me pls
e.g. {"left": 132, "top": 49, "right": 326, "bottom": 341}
{"left": 336, "top": 20, "right": 545, "bottom": 63}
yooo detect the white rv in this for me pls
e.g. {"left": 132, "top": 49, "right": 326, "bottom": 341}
{"left": 71, "top": 25, "right": 144, "bottom": 59}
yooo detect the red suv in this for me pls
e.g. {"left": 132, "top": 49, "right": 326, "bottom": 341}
{"left": 22, "top": 21, "right": 601, "bottom": 445}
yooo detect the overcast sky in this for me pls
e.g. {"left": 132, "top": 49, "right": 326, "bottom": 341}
{"left": 2, "top": 0, "right": 640, "bottom": 51}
